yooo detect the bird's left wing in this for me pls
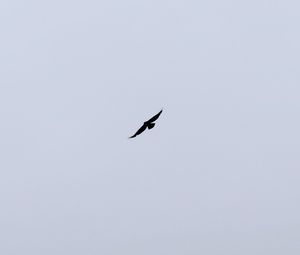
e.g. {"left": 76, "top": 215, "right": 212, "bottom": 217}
{"left": 129, "top": 123, "right": 147, "bottom": 138}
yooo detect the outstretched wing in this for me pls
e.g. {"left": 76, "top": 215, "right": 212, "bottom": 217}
{"left": 129, "top": 123, "right": 147, "bottom": 138}
{"left": 146, "top": 109, "right": 163, "bottom": 123}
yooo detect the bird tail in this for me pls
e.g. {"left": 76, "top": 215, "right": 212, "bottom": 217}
{"left": 148, "top": 123, "right": 155, "bottom": 129}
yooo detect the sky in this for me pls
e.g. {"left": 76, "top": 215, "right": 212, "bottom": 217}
{"left": 0, "top": 0, "right": 299, "bottom": 254}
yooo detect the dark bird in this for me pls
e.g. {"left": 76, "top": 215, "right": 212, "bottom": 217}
{"left": 129, "top": 109, "right": 163, "bottom": 138}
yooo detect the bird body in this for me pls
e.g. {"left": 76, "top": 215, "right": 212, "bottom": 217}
{"left": 129, "top": 109, "right": 163, "bottom": 138}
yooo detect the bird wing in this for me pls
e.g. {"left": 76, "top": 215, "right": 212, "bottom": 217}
{"left": 146, "top": 109, "right": 163, "bottom": 123}
{"left": 129, "top": 123, "right": 147, "bottom": 138}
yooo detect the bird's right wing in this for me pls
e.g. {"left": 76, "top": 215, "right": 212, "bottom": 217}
{"left": 146, "top": 109, "right": 163, "bottom": 123}
{"left": 129, "top": 123, "right": 147, "bottom": 138}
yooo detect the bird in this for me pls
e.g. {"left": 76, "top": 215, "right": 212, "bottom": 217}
{"left": 129, "top": 109, "right": 163, "bottom": 138}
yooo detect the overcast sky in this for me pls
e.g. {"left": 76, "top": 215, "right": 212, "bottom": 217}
{"left": 0, "top": 0, "right": 300, "bottom": 254}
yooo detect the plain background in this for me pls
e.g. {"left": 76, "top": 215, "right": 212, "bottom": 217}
{"left": 0, "top": 0, "right": 299, "bottom": 254}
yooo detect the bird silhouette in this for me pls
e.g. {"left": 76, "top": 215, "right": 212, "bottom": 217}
{"left": 129, "top": 109, "right": 163, "bottom": 138}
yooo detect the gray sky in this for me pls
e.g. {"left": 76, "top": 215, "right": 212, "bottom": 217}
{"left": 0, "top": 0, "right": 300, "bottom": 254}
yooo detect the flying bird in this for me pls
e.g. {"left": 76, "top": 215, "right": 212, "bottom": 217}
{"left": 129, "top": 109, "right": 163, "bottom": 138}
